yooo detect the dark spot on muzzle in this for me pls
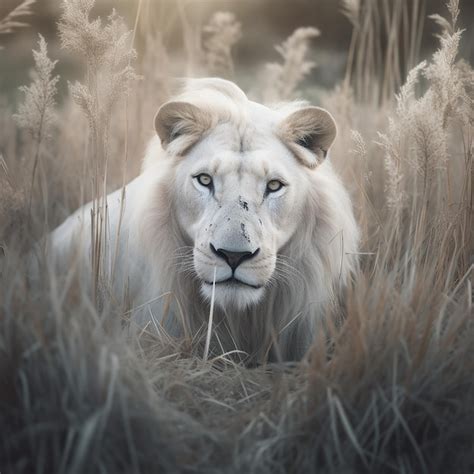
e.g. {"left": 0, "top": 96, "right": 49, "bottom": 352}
{"left": 240, "top": 223, "right": 251, "bottom": 243}
{"left": 238, "top": 195, "right": 249, "bottom": 211}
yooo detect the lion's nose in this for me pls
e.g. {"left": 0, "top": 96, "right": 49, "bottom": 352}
{"left": 210, "top": 243, "right": 260, "bottom": 271}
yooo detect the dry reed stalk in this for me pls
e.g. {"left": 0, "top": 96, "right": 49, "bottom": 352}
{"left": 177, "top": 0, "right": 203, "bottom": 75}
{"left": 203, "top": 266, "right": 217, "bottom": 361}
{"left": 342, "top": 0, "right": 426, "bottom": 104}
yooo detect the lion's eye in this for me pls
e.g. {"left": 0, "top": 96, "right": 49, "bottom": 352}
{"left": 266, "top": 179, "right": 284, "bottom": 193}
{"left": 195, "top": 173, "right": 213, "bottom": 188}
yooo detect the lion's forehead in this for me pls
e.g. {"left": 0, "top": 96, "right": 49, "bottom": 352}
{"left": 208, "top": 151, "right": 267, "bottom": 178}
{"left": 191, "top": 123, "right": 294, "bottom": 175}
{"left": 192, "top": 106, "right": 280, "bottom": 150}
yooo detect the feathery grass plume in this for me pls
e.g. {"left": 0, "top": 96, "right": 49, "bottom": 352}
{"left": 376, "top": 5, "right": 471, "bottom": 268}
{"left": 428, "top": 14, "right": 453, "bottom": 37}
{"left": 429, "top": 0, "right": 460, "bottom": 38}
{"left": 261, "top": 27, "right": 320, "bottom": 103}
{"left": 376, "top": 59, "right": 431, "bottom": 220}
{"left": 203, "top": 11, "right": 242, "bottom": 78}
{"left": 456, "top": 59, "right": 474, "bottom": 112}
{"left": 58, "top": 0, "right": 138, "bottom": 305}
{"left": 377, "top": 118, "right": 405, "bottom": 219}
{"left": 383, "top": 25, "right": 464, "bottom": 178}
{"left": 349, "top": 130, "right": 367, "bottom": 160}
{"left": 0, "top": 0, "right": 35, "bottom": 46}
{"left": 348, "top": 127, "right": 378, "bottom": 248}
{"left": 59, "top": 4, "right": 138, "bottom": 141}
{"left": 447, "top": 0, "right": 460, "bottom": 27}
{"left": 13, "top": 34, "right": 59, "bottom": 214}
{"left": 411, "top": 30, "right": 465, "bottom": 179}
{"left": 14, "top": 35, "right": 58, "bottom": 142}
{"left": 378, "top": 61, "right": 428, "bottom": 204}
{"left": 423, "top": 30, "right": 466, "bottom": 124}
{"left": 349, "top": 129, "right": 373, "bottom": 184}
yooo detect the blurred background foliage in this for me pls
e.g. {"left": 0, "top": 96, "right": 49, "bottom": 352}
{"left": 1, "top": 0, "right": 473, "bottom": 105}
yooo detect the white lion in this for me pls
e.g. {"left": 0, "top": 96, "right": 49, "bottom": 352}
{"left": 47, "top": 78, "right": 359, "bottom": 363}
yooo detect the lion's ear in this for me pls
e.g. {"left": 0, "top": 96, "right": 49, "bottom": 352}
{"left": 279, "top": 106, "right": 337, "bottom": 168}
{"left": 154, "top": 101, "right": 212, "bottom": 153}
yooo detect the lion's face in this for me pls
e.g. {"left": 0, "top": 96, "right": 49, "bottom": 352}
{"left": 154, "top": 81, "right": 337, "bottom": 310}
{"left": 172, "top": 123, "right": 310, "bottom": 309}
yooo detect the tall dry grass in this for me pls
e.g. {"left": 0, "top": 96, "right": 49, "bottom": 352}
{"left": 341, "top": 0, "right": 427, "bottom": 103}
{"left": 0, "top": 0, "right": 472, "bottom": 472}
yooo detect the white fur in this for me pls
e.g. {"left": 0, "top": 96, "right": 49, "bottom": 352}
{"left": 47, "top": 78, "right": 360, "bottom": 363}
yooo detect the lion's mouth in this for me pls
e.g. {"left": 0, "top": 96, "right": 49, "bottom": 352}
{"left": 203, "top": 276, "right": 263, "bottom": 290}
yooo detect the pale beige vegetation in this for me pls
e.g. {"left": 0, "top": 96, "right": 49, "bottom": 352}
{"left": 0, "top": 0, "right": 36, "bottom": 43}
{"left": 0, "top": 0, "right": 472, "bottom": 472}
